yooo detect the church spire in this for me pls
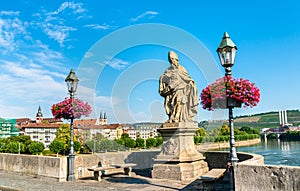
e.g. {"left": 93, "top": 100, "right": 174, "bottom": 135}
{"left": 36, "top": 106, "right": 43, "bottom": 117}
{"left": 36, "top": 106, "right": 43, "bottom": 123}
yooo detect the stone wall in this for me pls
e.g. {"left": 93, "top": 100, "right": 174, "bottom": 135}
{"left": 204, "top": 151, "right": 264, "bottom": 169}
{"left": 0, "top": 151, "right": 159, "bottom": 181}
{"left": 75, "top": 150, "right": 159, "bottom": 178}
{"left": 235, "top": 164, "right": 300, "bottom": 191}
{"left": 1, "top": 148, "right": 300, "bottom": 191}
{"left": 0, "top": 153, "right": 67, "bottom": 181}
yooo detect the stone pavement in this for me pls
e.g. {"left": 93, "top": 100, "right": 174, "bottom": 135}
{"left": 0, "top": 171, "right": 231, "bottom": 191}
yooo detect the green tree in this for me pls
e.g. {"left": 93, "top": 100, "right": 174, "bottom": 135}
{"left": 115, "top": 138, "right": 125, "bottom": 146}
{"left": 6, "top": 135, "right": 31, "bottom": 144}
{"left": 121, "top": 133, "right": 130, "bottom": 139}
{"left": 28, "top": 141, "right": 45, "bottom": 155}
{"left": 0, "top": 138, "right": 6, "bottom": 152}
{"left": 124, "top": 138, "right": 136, "bottom": 148}
{"left": 135, "top": 138, "right": 145, "bottom": 148}
{"left": 74, "top": 140, "right": 81, "bottom": 152}
{"left": 146, "top": 138, "right": 157, "bottom": 148}
{"left": 49, "top": 140, "right": 65, "bottom": 156}
{"left": 234, "top": 127, "right": 246, "bottom": 135}
{"left": 5, "top": 142, "right": 25, "bottom": 154}
{"left": 239, "top": 126, "right": 259, "bottom": 134}
{"left": 55, "top": 124, "right": 70, "bottom": 143}
{"left": 219, "top": 124, "right": 230, "bottom": 136}
{"left": 93, "top": 132, "right": 105, "bottom": 141}
{"left": 195, "top": 128, "right": 206, "bottom": 136}
{"left": 53, "top": 124, "right": 81, "bottom": 154}
{"left": 156, "top": 137, "right": 163, "bottom": 146}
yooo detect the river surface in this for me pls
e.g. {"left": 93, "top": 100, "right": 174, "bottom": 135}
{"left": 234, "top": 140, "right": 300, "bottom": 166}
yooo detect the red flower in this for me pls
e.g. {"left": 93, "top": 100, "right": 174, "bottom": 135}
{"left": 51, "top": 98, "right": 92, "bottom": 119}
{"left": 200, "top": 76, "right": 260, "bottom": 110}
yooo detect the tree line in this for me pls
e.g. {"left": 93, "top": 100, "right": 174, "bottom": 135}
{"left": 194, "top": 124, "right": 260, "bottom": 144}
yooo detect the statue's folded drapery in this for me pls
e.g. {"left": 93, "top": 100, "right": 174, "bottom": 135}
{"left": 159, "top": 51, "right": 198, "bottom": 123}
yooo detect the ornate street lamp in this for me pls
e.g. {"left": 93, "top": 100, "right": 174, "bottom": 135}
{"left": 217, "top": 32, "right": 237, "bottom": 76}
{"left": 217, "top": 32, "right": 239, "bottom": 190}
{"left": 65, "top": 69, "right": 79, "bottom": 181}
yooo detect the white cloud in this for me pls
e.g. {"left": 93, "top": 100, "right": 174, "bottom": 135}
{"left": 0, "top": 60, "right": 67, "bottom": 119}
{"left": 52, "top": 2, "right": 86, "bottom": 15}
{"left": 0, "top": 11, "right": 20, "bottom": 16}
{"left": 130, "top": 11, "right": 158, "bottom": 23}
{"left": 42, "top": 23, "right": 76, "bottom": 47}
{"left": 84, "top": 23, "right": 112, "bottom": 30}
{"left": 0, "top": 16, "right": 27, "bottom": 53}
{"left": 104, "top": 57, "right": 130, "bottom": 70}
{"left": 31, "top": 2, "right": 86, "bottom": 47}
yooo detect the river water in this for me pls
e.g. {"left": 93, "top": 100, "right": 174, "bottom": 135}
{"left": 235, "top": 140, "right": 300, "bottom": 166}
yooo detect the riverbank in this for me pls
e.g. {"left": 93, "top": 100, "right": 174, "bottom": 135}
{"left": 196, "top": 138, "right": 261, "bottom": 152}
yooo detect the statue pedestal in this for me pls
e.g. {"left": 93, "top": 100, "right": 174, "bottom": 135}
{"left": 152, "top": 122, "right": 208, "bottom": 180}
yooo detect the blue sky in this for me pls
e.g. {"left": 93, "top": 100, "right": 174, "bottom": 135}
{"left": 1, "top": 0, "right": 300, "bottom": 123}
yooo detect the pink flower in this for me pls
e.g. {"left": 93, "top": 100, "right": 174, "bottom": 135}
{"left": 200, "top": 76, "right": 260, "bottom": 110}
{"left": 51, "top": 98, "right": 92, "bottom": 119}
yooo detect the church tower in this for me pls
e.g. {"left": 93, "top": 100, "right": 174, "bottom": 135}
{"left": 99, "top": 112, "right": 108, "bottom": 125}
{"left": 103, "top": 112, "right": 108, "bottom": 125}
{"left": 36, "top": 106, "right": 43, "bottom": 124}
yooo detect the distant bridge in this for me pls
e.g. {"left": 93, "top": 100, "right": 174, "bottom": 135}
{"left": 260, "top": 130, "right": 286, "bottom": 140}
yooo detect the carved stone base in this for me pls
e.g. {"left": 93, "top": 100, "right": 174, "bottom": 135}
{"left": 151, "top": 160, "right": 208, "bottom": 180}
{"left": 152, "top": 122, "right": 208, "bottom": 180}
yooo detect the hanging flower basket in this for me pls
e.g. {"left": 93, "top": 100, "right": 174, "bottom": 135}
{"left": 200, "top": 76, "right": 260, "bottom": 111}
{"left": 51, "top": 98, "right": 92, "bottom": 119}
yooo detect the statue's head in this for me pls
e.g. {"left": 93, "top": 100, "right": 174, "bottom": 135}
{"left": 168, "top": 51, "right": 179, "bottom": 67}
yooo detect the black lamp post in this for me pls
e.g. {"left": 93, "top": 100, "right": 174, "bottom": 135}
{"left": 217, "top": 32, "right": 239, "bottom": 190}
{"left": 65, "top": 69, "right": 79, "bottom": 181}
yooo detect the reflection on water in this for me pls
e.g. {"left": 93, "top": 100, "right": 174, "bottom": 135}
{"left": 222, "top": 140, "right": 300, "bottom": 166}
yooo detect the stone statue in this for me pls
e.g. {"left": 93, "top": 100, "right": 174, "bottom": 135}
{"left": 159, "top": 51, "right": 198, "bottom": 123}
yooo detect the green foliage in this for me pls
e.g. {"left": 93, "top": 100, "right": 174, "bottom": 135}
{"left": 146, "top": 138, "right": 157, "bottom": 148}
{"left": 135, "top": 138, "right": 145, "bottom": 148}
{"left": 115, "top": 138, "right": 125, "bottom": 146}
{"left": 55, "top": 124, "right": 70, "bottom": 143}
{"left": 234, "top": 127, "right": 247, "bottom": 135}
{"left": 121, "top": 133, "right": 130, "bottom": 139}
{"left": 80, "top": 143, "right": 92, "bottom": 153}
{"left": 194, "top": 136, "right": 200, "bottom": 144}
{"left": 124, "top": 138, "right": 136, "bottom": 148}
{"left": 267, "top": 133, "right": 277, "bottom": 139}
{"left": 0, "top": 138, "right": 6, "bottom": 152}
{"left": 49, "top": 140, "right": 65, "bottom": 154}
{"left": 42, "top": 149, "right": 55, "bottom": 155}
{"left": 5, "top": 142, "right": 25, "bottom": 153}
{"left": 28, "top": 141, "right": 45, "bottom": 155}
{"left": 85, "top": 139, "right": 125, "bottom": 152}
{"left": 6, "top": 135, "right": 31, "bottom": 144}
{"left": 63, "top": 140, "right": 81, "bottom": 153}
{"left": 99, "top": 139, "right": 124, "bottom": 151}
{"left": 280, "top": 131, "right": 300, "bottom": 140}
{"left": 73, "top": 141, "right": 81, "bottom": 152}
{"left": 92, "top": 133, "right": 105, "bottom": 141}
{"left": 156, "top": 137, "right": 163, "bottom": 146}
{"left": 51, "top": 124, "right": 81, "bottom": 155}
{"left": 239, "top": 126, "right": 260, "bottom": 134}
{"left": 219, "top": 124, "right": 230, "bottom": 136}
{"left": 194, "top": 134, "right": 259, "bottom": 144}
{"left": 195, "top": 128, "right": 206, "bottom": 136}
